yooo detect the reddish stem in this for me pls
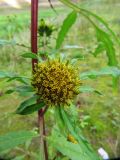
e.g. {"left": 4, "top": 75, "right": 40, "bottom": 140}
{"left": 31, "top": 0, "right": 48, "bottom": 159}
{"left": 31, "top": 0, "right": 38, "bottom": 70}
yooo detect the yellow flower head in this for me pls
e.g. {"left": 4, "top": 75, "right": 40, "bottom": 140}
{"left": 32, "top": 59, "right": 80, "bottom": 106}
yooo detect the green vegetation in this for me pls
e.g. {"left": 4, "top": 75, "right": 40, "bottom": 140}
{"left": 0, "top": 0, "right": 120, "bottom": 159}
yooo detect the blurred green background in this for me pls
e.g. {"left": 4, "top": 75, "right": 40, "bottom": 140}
{"left": 0, "top": 0, "right": 120, "bottom": 159}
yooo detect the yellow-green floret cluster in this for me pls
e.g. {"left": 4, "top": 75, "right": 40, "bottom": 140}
{"left": 32, "top": 59, "right": 80, "bottom": 106}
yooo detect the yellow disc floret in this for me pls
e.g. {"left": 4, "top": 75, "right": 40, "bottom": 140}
{"left": 32, "top": 59, "right": 80, "bottom": 106}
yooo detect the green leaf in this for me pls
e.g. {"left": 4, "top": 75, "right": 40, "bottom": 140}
{"left": 0, "top": 71, "right": 15, "bottom": 78}
{"left": 16, "top": 96, "right": 45, "bottom": 115}
{"left": 93, "top": 42, "right": 105, "bottom": 57}
{"left": 17, "top": 102, "right": 45, "bottom": 115}
{"left": 21, "top": 52, "right": 38, "bottom": 59}
{"left": 6, "top": 85, "right": 34, "bottom": 96}
{"left": 56, "top": 11, "right": 77, "bottom": 49}
{"left": 59, "top": 0, "right": 118, "bottom": 66}
{"left": 7, "top": 77, "right": 29, "bottom": 84}
{"left": 80, "top": 67, "right": 120, "bottom": 80}
{"left": 54, "top": 107, "right": 65, "bottom": 132}
{"left": 48, "top": 130, "right": 101, "bottom": 160}
{"left": 60, "top": 107, "right": 78, "bottom": 139}
{"left": 60, "top": 108, "right": 100, "bottom": 160}
{"left": 96, "top": 28, "right": 117, "bottom": 66}
{"left": 5, "top": 89, "right": 15, "bottom": 94}
{"left": 0, "top": 131, "right": 38, "bottom": 153}
{"left": 80, "top": 86, "right": 102, "bottom": 95}
{"left": 59, "top": 0, "right": 120, "bottom": 44}
{"left": 15, "top": 85, "right": 34, "bottom": 96}
{"left": 0, "top": 71, "right": 30, "bottom": 84}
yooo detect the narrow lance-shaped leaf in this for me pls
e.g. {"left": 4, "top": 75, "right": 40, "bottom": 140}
{"left": 59, "top": 0, "right": 118, "bottom": 66}
{"left": 59, "top": 0, "right": 120, "bottom": 45}
{"left": 96, "top": 28, "right": 117, "bottom": 66}
{"left": 56, "top": 11, "right": 77, "bottom": 49}
{"left": 60, "top": 108, "right": 100, "bottom": 160}
{"left": 48, "top": 128, "right": 101, "bottom": 160}
{"left": 0, "top": 71, "right": 30, "bottom": 84}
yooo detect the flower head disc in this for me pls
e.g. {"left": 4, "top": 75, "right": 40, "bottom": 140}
{"left": 32, "top": 59, "right": 80, "bottom": 106}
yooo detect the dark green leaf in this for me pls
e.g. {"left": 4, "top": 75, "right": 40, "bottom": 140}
{"left": 0, "top": 131, "right": 38, "bottom": 153}
{"left": 16, "top": 96, "right": 45, "bottom": 115}
{"left": 56, "top": 11, "right": 77, "bottom": 49}
{"left": 17, "top": 102, "right": 45, "bottom": 115}
{"left": 5, "top": 89, "right": 15, "bottom": 94}
{"left": 16, "top": 96, "right": 38, "bottom": 113}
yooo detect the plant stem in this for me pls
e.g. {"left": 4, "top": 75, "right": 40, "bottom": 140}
{"left": 38, "top": 109, "right": 45, "bottom": 160}
{"left": 31, "top": 0, "right": 48, "bottom": 159}
{"left": 31, "top": 0, "right": 38, "bottom": 70}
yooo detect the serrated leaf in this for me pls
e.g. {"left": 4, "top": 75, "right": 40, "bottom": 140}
{"left": 56, "top": 11, "right": 77, "bottom": 49}
{"left": 21, "top": 52, "right": 38, "bottom": 59}
{"left": 0, "top": 131, "right": 38, "bottom": 153}
{"left": 16, "top": 96, "right": 45, "bottom": 115}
